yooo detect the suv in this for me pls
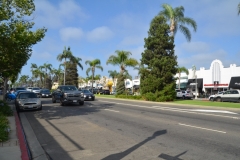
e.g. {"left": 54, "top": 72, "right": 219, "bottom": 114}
{"left": 176, "top": 89, "right": 193, "bottom": 99}
{"left": 52, "top": 85, "right": 85, "bottom": 106}
{"left": 208, "top": 91, "right": 225, "bottom": 101}
{"left": 213, "top": 90, "right": 240, "bottom": 102}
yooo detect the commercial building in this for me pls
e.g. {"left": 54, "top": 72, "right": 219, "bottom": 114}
{"left": 177, "top": 59, "right": 240, "bottom": 96}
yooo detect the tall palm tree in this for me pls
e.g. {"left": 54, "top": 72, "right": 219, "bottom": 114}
{"left": 32, "top": 68, "right": 44, "bottom": 87}
{"left": 19, "top": 75, "right": 29, "bottom": 87}
{"left": 159, "top": 3, "right": 197, "bottom": 42}
{"left": 70, "top": 56, "right": 83, "bottom": 71}
{"left": 57, "top": 46, "right": 74, "bottom": 85}
{"left": 108, "top": 70, "right": 119, "bottom": 88}
{"left": 51, "top": 66, "right": 63, "bottom": 84}
{"left": 85, "top": 59, "right": 103, "bottom": 92}
{"left": 238, "top": 3, "right": 240, "bottom": 15}
{"left": 31, "top": 63, "right": 38, "bottom": 86}
{"left": 106, "top": 50, "right": 138, "bottom": 73}
{"left": 177, "top": 66, "right": 189, "bottom": 90}
{"left": 40, "top": 62, "right": 52, "bottom": 88}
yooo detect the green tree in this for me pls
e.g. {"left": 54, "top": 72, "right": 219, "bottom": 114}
{"left": 40, "top": 63, "right": 52, "bottom": 89}
{"left": 57, "top": 46, "right": 74, "bottom": 85}
{"left": 51, "top": 66, "right": 63, "bottom": 85}
{"left": 65, "top": 61, "right": 78, "bottom": 86}
{"left": 19, "top": 75, "right": 29, "bottom": 87}
{"left": 159, "top": 3, "right": 197, "bottom": 42}
{"left": 85, "top": 59, "right": 103, "bottom": 93}
{"left": 0, "top": 0, "right": 46, "bottom": 96}
{"left": 106, "top": 50, "right": 138, "bottom": 95}
{"left": 238, "top": 3, "right": 240, "bottom": 15}
{"left": 176, "top": 66, "right": 189, "bottom": 89}
{"left": 140, "top": 15, "right": 178, "bottom": 101}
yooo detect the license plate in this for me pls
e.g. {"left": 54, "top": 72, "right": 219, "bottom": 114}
{"left": 28, "top": 106, "right": 33, "bottom": 108}
{"left": 73, "top": 100, "right": 77, "bottom": 102}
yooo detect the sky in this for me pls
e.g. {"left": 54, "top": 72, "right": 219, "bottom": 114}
{"left": 20, "top": 0, "right": 240, "bottom": 79}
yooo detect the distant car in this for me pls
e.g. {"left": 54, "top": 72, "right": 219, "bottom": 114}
{"left": 15, "top": 92, "right": 42, "bottom": 112}
{"left": 39, "top": 89, "right": 52, "bottom": 98}
{"left": 208, "top": 91, "right": 225, "bottom": 101}
{"left": 14, "top": 90, "right": 31, "bottom": 97}
{"left": 81, "top": 89, "right": 95, "bottom": 101}
{"left": 26, "top": 87, "right": 33, "bottom": 92}
{"left": 31, "top": 87, "right": 40, "bottom": 94}
{"left": 213, "top": 90, "right": 240, "bottom": 102}
{"left": 102, "top": 89, "right": 110, "bottom": 95}
{"left": 15, "top": 87, "right": 26, "bottom": 92}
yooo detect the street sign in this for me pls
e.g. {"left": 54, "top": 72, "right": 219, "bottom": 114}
{"left": 7, "top": 80, "right": 12, "bottom": 85}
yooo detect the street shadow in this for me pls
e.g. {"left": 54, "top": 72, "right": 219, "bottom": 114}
{"left": 33, "top": 100, "right": 116, "bottom": 120}
{"left": 102, "top": 130, "right": 167, "bottom": 160}
{"left": 158, "top": 151, "right": 187, "bottom": 160}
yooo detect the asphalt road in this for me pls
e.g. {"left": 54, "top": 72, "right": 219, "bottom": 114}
{"left": 23, "top": 97, "right": 240, "bottom": 160}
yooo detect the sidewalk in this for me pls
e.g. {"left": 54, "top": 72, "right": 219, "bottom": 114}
{"left": 0, "top": 102, "right": 29, "bottom": 160}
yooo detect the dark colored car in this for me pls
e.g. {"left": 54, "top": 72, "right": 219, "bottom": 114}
{"left": 15, "top": 87, "right": 26, "bottom": 91}
{"left": 15, "top": 92, "right": 42, "bottom": 112}
{"left": 101, "top": 89, "right": 110, "bottom": 95}
{"left": 39, "top": 89, "right": 52, "bottom": 98}
{"left": 81, "top": 89, "right": 95, "bottom": 101}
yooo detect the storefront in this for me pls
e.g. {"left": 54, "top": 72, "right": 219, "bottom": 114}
{"left": 176, "top": 59, "right": 240, "bottom": 96}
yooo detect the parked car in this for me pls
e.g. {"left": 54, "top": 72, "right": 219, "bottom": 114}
{"left": 26, "top": 87, "right": 33, "bottom": 92}
{"left": 176, "top": 90, "right": 193, "bottom": 99}
{"left": 31, "top": 87, "right": 40, "bottom": 94}
{"left": 81, "top": 89, "right": 95, "bottom": 101}
{"left": 52, "top": 85, "right": 85, "bottom": 106}
{"left": 15, "top": 92, "right": 42, "bottom": 112}
{"left": 39, "top": 89, "right": 52, "bottom": 98}
{"left": 213, "top": 90, "right": 240, "bottom": 102}
{"left": 98, "top": 89, "right": 110, "bottom": 95}
{"left": 14, "top": 90, "right": 31, "bottom": 97}
{"left": 208, "top": 91, "right": 225, "bottom": 101}
{"left": 15, "top": 87, "right": 26, "bottom": 91}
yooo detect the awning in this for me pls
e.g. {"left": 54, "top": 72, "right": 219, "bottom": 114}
{"left": 229, "top": 77, "right": 240, "bottom": 89}
{"left": 186, "top": 78, "right": 203, "bottom": 88}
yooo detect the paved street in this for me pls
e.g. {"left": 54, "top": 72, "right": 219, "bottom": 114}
{"left": 22, "top": 97, "right": 240, "bottom": 160}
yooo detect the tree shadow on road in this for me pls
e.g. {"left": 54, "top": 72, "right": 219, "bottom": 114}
{"left": 102, "top": 130, "right": 167, "bottom": 160}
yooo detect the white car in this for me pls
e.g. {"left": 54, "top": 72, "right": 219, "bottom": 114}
{"left": 208, "top": 91, "right": 225, "bottom": 101}
{"left": 176, "top": 90, "right": 193, "bottom": 99}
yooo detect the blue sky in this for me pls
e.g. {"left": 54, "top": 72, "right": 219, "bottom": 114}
{"left": 21, "top": 0, "right": 240, "bottom": 79}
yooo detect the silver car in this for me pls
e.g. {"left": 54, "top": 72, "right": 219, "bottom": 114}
{"left": 15, "top": 92, "right": 42, "bottom": 112}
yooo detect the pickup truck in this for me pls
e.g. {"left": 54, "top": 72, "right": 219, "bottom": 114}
{"left": 52, "top": 85, "right": 85, "bottom": 106}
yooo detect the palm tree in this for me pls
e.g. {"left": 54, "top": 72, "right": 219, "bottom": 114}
{"left": 85, "top": 59, "right": 103, "bottom": 93}
{"left": 108, "top": 70, "right": 119, "bottom": 89}
{"left": 32, "top": 68, "right": 44, "bottom": 87}
{"left": 177, "top": 66, "right": 189, "bottom": 90}
{"left": 159, "top": 3, "right": 197, "bottom": 42}
{"left": 40, "top": 62, "right": 52, "bottom": 88}
{"left": 106, "top": 50, "right": 138, "bottom": 73}
{"left": 19, "top": 75, "right": 29, "bottom": 87}
{"left": 238, "top": 3, "right": 240, "bottom": 15}
{"left": 70, "top": 56, "right": 83, "bottom": 71}
{"left": 57, "top": 46, "right": 74, "bottom": 85}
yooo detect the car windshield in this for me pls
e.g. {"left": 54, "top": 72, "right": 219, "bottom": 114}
{"left": 19, "top": 93, "right": 37, "bottom": 99}
{"left": 83, "top": 90, "right": 91, "bottom": 93}
{"left": 62, "top": 86, "right": 77, "bottom": 91}
{"left": 41, "top": 89, "right": 50, "bottom": 93}
{"left": 16, "top": 87, "right": 26, "bottom": 90}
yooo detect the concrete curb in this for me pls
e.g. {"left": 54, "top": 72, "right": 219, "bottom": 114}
{"left": 15, "top": 112, "right": 30, "bottom": 160}
{"left": 19, "top": 113, "right": 48, "bottom": 160}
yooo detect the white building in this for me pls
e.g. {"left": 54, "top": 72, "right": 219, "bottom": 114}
{"left": 177, "top": 59, "right": 240, "bottom": 95}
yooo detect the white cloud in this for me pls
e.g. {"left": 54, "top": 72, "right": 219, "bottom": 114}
{"left": 34, "top": 0, "right": 88, "bottom": 28}
{"left": 59, "top": 27, "right": 84, "bottom": 41}
{"left": 86, "top": 26, "right": 114, "bottom": 42}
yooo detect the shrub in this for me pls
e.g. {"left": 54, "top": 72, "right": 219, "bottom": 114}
{"left": 0, "top": 100, "right": 13, "bottom": 116}
{"left": 0, "top": 113, "right": 10, "bottom": 142}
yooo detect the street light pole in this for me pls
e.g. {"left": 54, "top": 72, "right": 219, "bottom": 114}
{"left": 195, "top": 75, "right": 197, "bottom": 99}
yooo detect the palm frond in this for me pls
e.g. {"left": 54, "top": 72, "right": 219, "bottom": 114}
{"left": 179, "top": 25, "right": 191, "bottom": 42}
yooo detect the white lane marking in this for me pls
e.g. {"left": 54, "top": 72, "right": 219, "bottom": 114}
{"left": 190, "top": 109, "right": 238, "bottom": 115}
{"left": 104, "top": 109, "right": 119, "bottom": 113}
{"left": 98, "top": 100, "right": 240, "bottom": 119}
{"left": 179, "top": 123, "right": 226, "bottom": 134}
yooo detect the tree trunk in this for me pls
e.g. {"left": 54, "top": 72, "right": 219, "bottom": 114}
{"left": 91, "top": 67, "right": 94, "bottom": 93}
{"left": 178, "top": 72, "right": 181, "bottom": 90}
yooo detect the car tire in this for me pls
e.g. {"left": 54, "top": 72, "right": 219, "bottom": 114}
{"left": 38, "top": 105, "right": 42, "bottom": 111}
{"left": 16, "top": 106, "right": 21, "bottom": 112}
{"left": 79, "top": 101, "right": 84, "bottom": 105}
{"left": 92, "top": 98, "right": 95, "bottom": 101}
{"left": 217, "top": 97, "right": 222, "bottom": 102}
{"left": 60, "top": 99, "right": 65, "bottom": 106}
{"left": 52, "top": 97, "right": 56, "bottom": 103}
{"left": 210, "top": 97, "right": 213, "bottom": 101}
{"left": 182, "top": 96, "right": 185, "bottom": 99}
